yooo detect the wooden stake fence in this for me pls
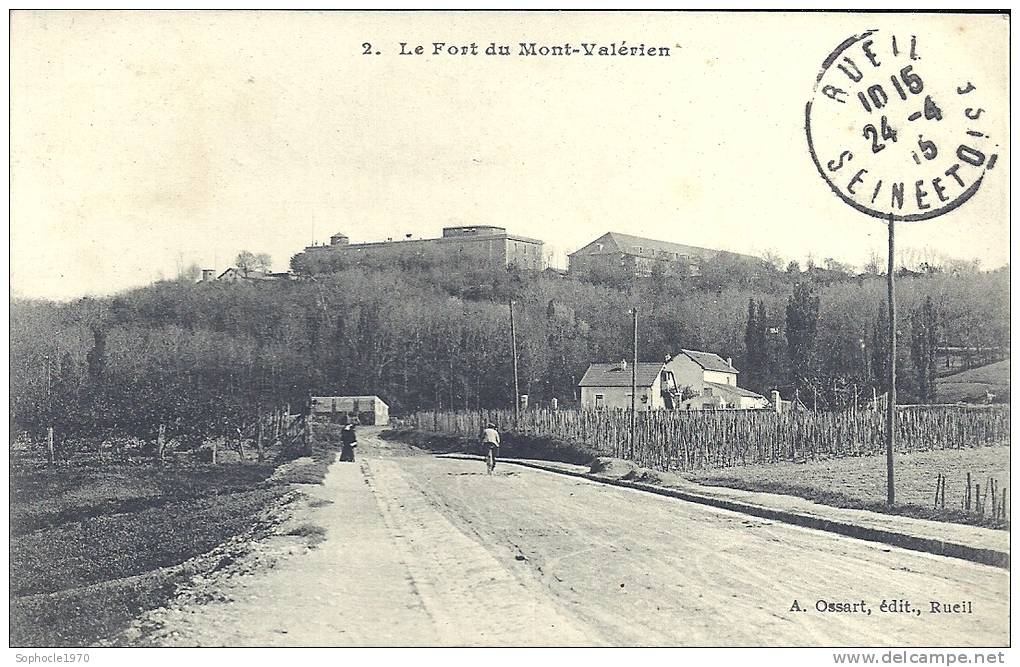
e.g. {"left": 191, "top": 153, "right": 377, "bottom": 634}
{"left": 408, "top": 405, "right": 1010, "bottom": 472}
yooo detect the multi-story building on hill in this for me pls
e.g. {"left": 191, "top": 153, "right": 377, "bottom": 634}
{"left": 296, "top": 225, "right": 545, "bottom": 271}
{"left": 568, "top": 231, "right": 759, "bottom": 278}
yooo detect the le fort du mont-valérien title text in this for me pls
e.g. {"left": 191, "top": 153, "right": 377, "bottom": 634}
{"left": 361, "top": 41, "right": 674, "bottom": 58}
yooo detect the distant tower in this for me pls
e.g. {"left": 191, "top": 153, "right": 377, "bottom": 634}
{"left": 330, "top": 232, "right": 349, "bottom": 246}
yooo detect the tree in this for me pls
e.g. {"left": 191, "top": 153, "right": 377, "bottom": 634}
{"left": 236, "top": 250, "right": 272, "bottom": 276}
{"left": 744, "top": 298, "right": 768, "bottom": 393}
{"left": 910, "top": 296, "right": 939, "bottom": 403}
{"left": 863, "top": 251, "right": 883, "bottom": 275}
{"left": 760, "top": 249, "right": 784, "bottom": 272}
{"left": 744, "top": 298, "right": 758, "bottom": 391}
{"left": 785, "top": 283, "right": 820, "bottom": 391}
{"left": 177, "top": 262, "right": 202, "bottom": 282}
{"left": 85, "top": 326, "right": 106, "bottom": 385}
{"left": 756, "top": 299, "right": 770, "bottom": 390}
{"left": 823, "top": 257, "right": 852, "bottom": 274}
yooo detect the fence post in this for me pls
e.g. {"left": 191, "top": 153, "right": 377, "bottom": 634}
{"left": 47, "top": 426, "right": 54, "bottom": 465}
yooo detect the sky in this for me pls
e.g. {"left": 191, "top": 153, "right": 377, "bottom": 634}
{"left": 10, "top": 10, "right": 1010, "bottom": 301}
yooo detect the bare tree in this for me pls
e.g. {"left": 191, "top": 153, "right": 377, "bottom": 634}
{"left": 760, "top": 249, "right": 785, "bottom": 271}
{"left": 863, "top": 250, "right": 883, "bottom": 275}
{"left": 236, "top": 250, "right": 272, "bottom": 276}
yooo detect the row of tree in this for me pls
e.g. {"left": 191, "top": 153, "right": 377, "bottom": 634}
{"left": 10, "top": 251, "right": 1009, "bottom": 445}
{"left": 741, "top": 287, "right": 945, "bottom": 409}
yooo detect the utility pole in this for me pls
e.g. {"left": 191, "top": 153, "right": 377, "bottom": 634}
{"left": 44, "top": 354, "right": 53, "bottom": 464}
{"left": 886, "top": 216, "right": 897, "bottom": 506}
{"left": 509, "top": 299, "right": 520, "bottom": 427}
{"left": 630, "top": 308, "right": 638, "bottom": 459}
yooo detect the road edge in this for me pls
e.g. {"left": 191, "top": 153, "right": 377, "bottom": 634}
{"left": 436, "top": 454, "right": 1010, "bottom": 571}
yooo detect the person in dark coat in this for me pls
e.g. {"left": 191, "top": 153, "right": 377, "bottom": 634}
{"left": 340, "top": 423, "right": 358, "bottom": 462}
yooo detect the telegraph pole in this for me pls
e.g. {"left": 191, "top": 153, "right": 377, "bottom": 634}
{"left": 886, "top": 216, "right": 896, "bottom": 505}
{"left": 44, "top": 354, "right": 54, "bottom": 465}
{"left": 630, "top": 308, "right": 638, "bottom": 459}
{"left": 509, "top": 299, "right": 520, "bottom": 426}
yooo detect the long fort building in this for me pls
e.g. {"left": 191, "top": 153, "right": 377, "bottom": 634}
{"left": 299, "top": 225, "right": 546, "bottom": 271}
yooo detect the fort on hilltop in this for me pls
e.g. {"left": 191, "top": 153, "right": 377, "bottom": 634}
{"left": 294, "top": 225, "right": 546, "bottom": 271}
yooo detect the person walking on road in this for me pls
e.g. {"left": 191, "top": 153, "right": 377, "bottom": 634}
{"left": 340, "top": 422, "right": 358, "bottom": 462}
{"left": 481, "top": 422, "right": 500, "bottom": 474}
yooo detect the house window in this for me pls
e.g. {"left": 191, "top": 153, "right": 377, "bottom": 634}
{"left": 704, "top": 388, "right": 713, "bottom": 397}
{"left": 594, "top": 394, "right": 605, "bottom": 408}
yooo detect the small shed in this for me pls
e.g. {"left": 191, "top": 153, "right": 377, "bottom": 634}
{"left": 311, "top": 395, "right": 389, "bottom": 425}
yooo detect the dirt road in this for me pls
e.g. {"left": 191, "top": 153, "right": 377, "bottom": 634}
{"left": 133, "top": 428, "right": 1009, "bottom": 647}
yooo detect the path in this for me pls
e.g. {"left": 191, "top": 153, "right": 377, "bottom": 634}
{"left": 134, "top": 428, "right": 1009, "bottom": 647}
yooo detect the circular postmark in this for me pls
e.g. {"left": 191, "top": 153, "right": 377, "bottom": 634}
{"left": 806, "top": 30, "right": 999, "bottom": 221}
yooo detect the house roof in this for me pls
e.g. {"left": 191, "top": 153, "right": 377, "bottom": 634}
{"left": 217, "top": 267, "right": 279, "bottom": 280}
{"left": 569, "top": 231, "right": 757, "bottom": 262}
{"left": 680, "top": 349, "right": 739, "bottom": 374}
{"left": 704, "top": 381, "right": 765, "bottom": 400}
{"left": 579, "top": 362, "right": 664, "bottom": 388}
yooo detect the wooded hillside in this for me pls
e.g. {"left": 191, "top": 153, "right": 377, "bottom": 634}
{"left": 10, "top": 254, "right": 1009, "bottom": 445}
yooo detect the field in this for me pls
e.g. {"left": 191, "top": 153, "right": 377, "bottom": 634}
{"left": 9, "top": 424, "right": 341, "bottom": 647}
{"left": 687, "top": 445, "right": 1010, "bottom": 529}
{"left": 937, "top": 359, "right": 1011, "bottom": 404}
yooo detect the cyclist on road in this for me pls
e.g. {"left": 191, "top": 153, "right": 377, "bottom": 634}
{"left": 481, "top": 422, "right": 500, "bottom": 474}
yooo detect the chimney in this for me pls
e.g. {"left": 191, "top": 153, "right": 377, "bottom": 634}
{"left": 727, "top": 357, "right": 733, "bottom": 367}
{"left": 201, "top": 269, "right": 215, "bottom": 282}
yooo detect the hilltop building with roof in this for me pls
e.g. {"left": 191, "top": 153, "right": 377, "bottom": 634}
{"left": 295, "top": 225, "right": 545, "bottom": 272}
{"left": 211, "top": 267, "right": 291, "bottom": 283}
{"left": 578, "top": 349, "right": 768, "bottom": 411}
{"left": 567, "top": 231, "right": 759, "bottom": 278}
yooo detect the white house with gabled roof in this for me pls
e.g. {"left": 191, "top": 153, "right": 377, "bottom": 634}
{"left": 665, "top": 350, "right": 768, "bottom": 410}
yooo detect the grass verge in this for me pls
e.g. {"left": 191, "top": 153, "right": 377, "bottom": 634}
{"left": 687, "top": 446, "right": 1010, "bottom": 530}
